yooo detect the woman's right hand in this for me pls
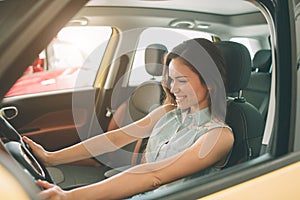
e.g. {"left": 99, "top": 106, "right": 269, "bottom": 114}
{"left": 37, "top": 180, "right": 72, "bottom": 200}
{"left": 23, "top": 136, "right": 53, "bottom": 167}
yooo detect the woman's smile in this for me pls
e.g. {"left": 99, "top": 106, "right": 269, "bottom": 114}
{"left": 169, "top": 57, "right": 210, "bottom": 113}
{"left": 174, "top": 95, "right": 187, "bottom": 104}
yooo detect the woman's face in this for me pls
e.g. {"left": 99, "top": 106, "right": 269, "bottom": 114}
{"left": 169, "top": 57, "right": 210, "bottom": 113}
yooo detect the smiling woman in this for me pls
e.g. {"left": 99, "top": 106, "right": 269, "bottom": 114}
{"left": 23, "top": 38, "right": 234, "bottom": 200}
{"left": 168, "top": 57, "right": 210, "bottom": 112}
{"left": 0, "top": 0, "right": 299, "bottom": 199}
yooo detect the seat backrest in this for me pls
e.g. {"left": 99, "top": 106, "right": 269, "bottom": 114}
{"left": 106, "top": 43, "right": 167, "bottom": 166}
{"left": 126, "top": 44, "right": 167, "bottom": 122}
{"left": 215, "top": 41, "right": 265, "bottom": 167}
{"left": 252, "top": 49, "right": 272, "bottom": 72}
{"left": 107, "top": 43, "right": 167, "bottom": 130}
{"left": 243, "top": 49, "right": 272, "bottom": 121}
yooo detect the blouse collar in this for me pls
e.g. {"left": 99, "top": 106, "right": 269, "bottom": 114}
{"left": 174, "top": 107, "right": 212, "bottom": 126}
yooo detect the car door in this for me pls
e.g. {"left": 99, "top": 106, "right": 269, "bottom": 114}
{"left": 0, "top": 1, "right": 114, "bottom": 159}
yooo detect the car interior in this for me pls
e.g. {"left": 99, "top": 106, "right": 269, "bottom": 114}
{"left": 244, "top": 48, "right": 272, "bottom": 122}
{"left": 0, "top": 0, "right": 278, "bottom": 199}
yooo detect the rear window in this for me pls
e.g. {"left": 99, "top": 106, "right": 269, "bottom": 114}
{"left": 128, "top": 28, "right": 212, "bottom": 86}
{"left": 230, "top": 37, "right": 262, "bottom": 59}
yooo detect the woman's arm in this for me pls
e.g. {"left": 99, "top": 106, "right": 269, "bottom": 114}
{"left": 24, "top": 104, "right": 175, "bottom": 166}
{"left": 39, "top": 126, "right": 233, "bottom": 200}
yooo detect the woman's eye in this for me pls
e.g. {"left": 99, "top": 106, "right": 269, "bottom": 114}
{"left": 178, "top": 79, "right": 187, "bottom": 83}
{"left": 168, "top": 77, "right": 187, "bottom": 84}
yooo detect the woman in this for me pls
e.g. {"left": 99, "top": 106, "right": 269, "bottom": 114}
{"left": 24, "top": 38, "right": 234, "bottom": 200}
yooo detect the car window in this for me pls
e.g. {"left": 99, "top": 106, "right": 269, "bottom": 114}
{"left": 128, "top": 28, "right": 212, "bottom": 86}
{"left": 5, "top": 26, "right": 112, "bottom": 97}
{"left": 230, "top": 37, "right": 262, "bottom": 59}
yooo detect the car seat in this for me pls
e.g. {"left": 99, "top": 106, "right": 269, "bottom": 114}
{"left": 243, "top": 49, "right": 272, "bottom": 121}
{"left": 215, "top": 41, "right": 265, "bottom": 167}
{"left": 106, "top": 43, "right": 168, "bottom": 165}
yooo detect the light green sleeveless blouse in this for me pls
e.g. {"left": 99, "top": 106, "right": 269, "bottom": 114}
{"left": 129, "top": 108, "right": 232, "bottom": 199}
{"left": 145, "top": 107, "right": 230, "bottom": 163}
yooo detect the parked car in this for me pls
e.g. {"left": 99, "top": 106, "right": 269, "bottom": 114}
{"left": 0, "top": 0, "right": 299, "bottom": 199}
{"left": 5, "top": 26, "right": 111, "bottom": 97}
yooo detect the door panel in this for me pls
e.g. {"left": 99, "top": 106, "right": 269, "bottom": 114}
{"left": 1, "top": 88, "right": 99, "bottom": 152}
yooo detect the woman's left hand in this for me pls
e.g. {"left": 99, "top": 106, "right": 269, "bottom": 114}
{"left": 37, "top": 180, "right": 72, "bottom": 200}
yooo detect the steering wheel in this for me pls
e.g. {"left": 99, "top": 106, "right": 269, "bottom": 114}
{"left": 0, "top": 115, "right": 54, "bottom": 183}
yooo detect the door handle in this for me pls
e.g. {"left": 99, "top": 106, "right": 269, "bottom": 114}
{"left": 0, "top": 106, "right": 18, "bottom": 120}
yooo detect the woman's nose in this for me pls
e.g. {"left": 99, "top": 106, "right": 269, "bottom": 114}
{"left": 170, "top": 82, "right": 179, "bottom": 93}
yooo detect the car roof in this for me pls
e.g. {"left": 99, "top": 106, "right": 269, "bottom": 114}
{"left": 0, "top": 0, "right": 268, "bottom": 100}
{"left": 86, "top": 0, "right": 258, "bottom": 15}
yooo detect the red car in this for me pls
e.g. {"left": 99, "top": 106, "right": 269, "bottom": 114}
{"left": 6, "top": 66, "right": 80, "bottom": 97}
{"left": 5, "top": 27, "right": 110, "bottom": 97}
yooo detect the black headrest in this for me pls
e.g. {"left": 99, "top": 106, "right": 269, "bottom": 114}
{"left": 215, "top": 41, "right": 251, "bottom": 93}
{"left": 144, "top": 43, "right": 168, "bottom": 76}
{"left": 253, "top": 49, "right": 271, "bottom": 72}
